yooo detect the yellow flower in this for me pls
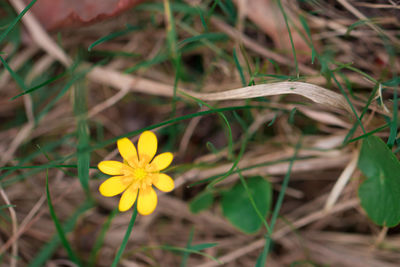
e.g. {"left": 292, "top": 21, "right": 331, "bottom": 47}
{"left": 98, "top": 131, "right": 174, "bottom": 215}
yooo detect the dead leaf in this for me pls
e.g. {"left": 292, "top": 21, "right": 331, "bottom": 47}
{"left": 22, "top": 0, "right": 146, "bottom": 30}
{"left": 234, "top": 0, "right": 313, "bottom": 61}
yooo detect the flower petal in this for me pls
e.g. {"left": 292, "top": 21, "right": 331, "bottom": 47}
{"left": 153, "top": 173, "right": 174, "bottom": 192}
{"left": 117, "top": 138, "right": 138, "bottom": 167}
{"left": 99, "top": 176, "right": 129, "bottom": 197}
{"left": 138, "top": 131, "right": 157, "bottom": 163}
{"left": 149, "top": 152, "right": 173, "bottom": 171}
{"left": 119, "top": 185, "right": 138, "bottom": 212}
{"left": 98, "top": 161, "right": 125, "bottom": 175}
{"left": 137, "top": 187, "right": 158, "bottom": 215}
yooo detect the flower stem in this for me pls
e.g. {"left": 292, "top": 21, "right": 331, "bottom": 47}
{"left": 111, "top": 203, "right": 138, "bottom": 267}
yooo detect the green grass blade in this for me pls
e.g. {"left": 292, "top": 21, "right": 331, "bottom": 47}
{"left": 88, "top": 24, "right": 141, "bottom": 51}
{"left": 180, "top": 227, "right": 195, "bottom": 267}
{"left": 28, "top": 200, "right": 93, "bottom": 267}
{"left": 276, "top": 0, "right": 299, "bottom": 76}
{"left": 11, "top": 71, "right": 66, "bottom": 100}
{"left": 0, "top": 56, "right": 27, "bottom": 91}
{"left": 257, "top": 139, "right": 302, "bottom": 265}
{"left": 238, "top": 172, "right": 271, "bottom": 233}
{"left": 36, "top": 67, "right": 87, "bottom": 122}
{"left": 343, "top": 84, "right": 380, "bottom": 144}
{"left": 45, "top": 170, "right": 82, "bottom": 266}
{"left": 111, "top": 204, "right": 138, "bottom": 267}
{"left": 178, "top": 32, "right": 227, "bottom": 48}
{"left": 90, "top": 105, "right": 260, "bottom": 153}
{"left": 0, "top": 134, "right": 74, "bottom": 181}
{"left": 179, "top": 91, "right": 234, "bottom": 160}
{"left": 347, "top": 123, "right": 390, "bottom": 143}
{"left": 74, "top": 77, "right": 90, "bottom": 195}
{"left": 0, "top": 0, "right": 38, "bottom": 45}
{"left": 89, "top": 208, "right": 118, "bottom": 267}
{"left": 233, "top": 48, "right": 246, "bottom": 86}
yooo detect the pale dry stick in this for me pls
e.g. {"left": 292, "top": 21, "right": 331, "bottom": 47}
{"left": 48, "top": 259, "right": 78, "bottom": 267}
{"left": 210, "top": 17, "right": 318, "bottom": 76}
{"left": 0, "top": 195, "right": 46, "bottom": 257}
{"left": 275, "top": 199, "right": 359, "bottom": 239}
{"left": 324, "top": 150, "right": 359, "bottom": 211}
{"left": 196, "top": 198, "right": 359, "bottom": 267}
{"left": 9, "top": 0, "right": 71, "bottom": 67}
{"left": 355, "top": 2, "right": 400, "bottom": 9}
{"left": 178, "top": 107, "right": 206, "bottom": 156}
{"left": 300, "top": 238, "right": 398, "bottom": 267}
{"left": 199, "top": 151, "right": 349, "bottom": 181}
{"left": 25, "top": 54, "right": 55, "bottom": 83}
{"left": 173, "top": 151, "right": 350, "bottom": 192}
{"left": 2, "top": 171, "right": 64, "bottom": 255}
{"left": 0, "top": 57, "right": 54, "bottom": 165}
{"left": 0, "top": 46, "right": 39, "bottom": 89}
{"left": 9, "top": 1, "right": 353, "bottom": 116}
{"left": 337, "top": 0, "right": 400, "bottom": 46}
{"left": 374, "top": 226, "right": 388, "bottom": 247}
{"left": 247, "top": 110, "right": 278, "bottom": 136}
{"left": 88, "top": 86, "right": 130, "bottom": 119}
{"left": 309, "top": 15, "right": 373, "bottom": 39}
{"left": 0, "top": 122, "right": 34, "bottom": 166}
{"left": 88, "top": 35, "right": 165, "bottom": 119}
{"left": 23, "top": 93, "right": 34, "bottom": 122}
{"left": 297, "top": 107, "right": 351, "bottom": 128}
{"left": 1, "top": 0, "right": 70, "bottom": 167}
{"left": 0, "top": 176, "right": 77, "bottom": 255}
{"left": 0, "top": 186, "right": 18, "bottom": 267}
{"left": 87, "top": 66, "right": 350, "bottom": 115}
{"left": 0, "top": 43, "right": 14, "bottom": 58}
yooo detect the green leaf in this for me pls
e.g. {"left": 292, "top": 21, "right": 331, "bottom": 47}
{"left": 189, "top": 243, "right": 218, "bottom": 251}
{"left": 189, "top": 191, "right": 214, "bottom": 213}
{"left": 221, "top": 176, "right": 272, "bottom": 233}
{"left": 45, "top": 170, "right": 82, "bottom": 266}
{"left": 358, "top": 135, "right": 400, "bottom": 227}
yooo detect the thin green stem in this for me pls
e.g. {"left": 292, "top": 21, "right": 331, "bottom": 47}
{"left": 111, "top": 204, "right": 138, "bottom": 267}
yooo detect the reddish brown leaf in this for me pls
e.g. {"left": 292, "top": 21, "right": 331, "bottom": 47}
{"left": 235, "top": 0, "right": 313, "bottom": 62}
{"left": 23, "top": 0, "right": 146, "bottom": 30}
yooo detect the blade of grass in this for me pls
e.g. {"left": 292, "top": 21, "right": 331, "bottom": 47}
{"left": 343, "top": 83, "right": 380, "bottom": 144}
{"left": 89, "top": 208, "right": 118, "bottom": 267}
{"left": 0, "top": 134, "right": 74, "bottom": 181}
{"left": 178, "top": 32, "right": 227, "bottom": 48}
{"left": 111, "top": 203, "right": 138, "bottom": 267}
{"left": 11, "top": 71, "right": 66, "bottom": 100}
{"left": 164, "top": 0, "right": 182, "bottom": 148}
{"left": 36, "top": 66, "right": 88, "bottom": 122}
{"left": 28, "top": 200, "right": 93, "bottom": 267}
{"left": 238, "top": 171, "right": 271, "bottom": 233}
{"left": 45, "top": 170, "right": 82, "bottom": 266}
{"left": 142, "top": 244, "right": 220, "bottom": 263}
{"left": 0, "top": 55, "right": 27, "bottom": 91}
{"left": 256, "top": 139, "right": 302, "bottom": 266}
{"left": 74, "top": 77, "right": 90, "bottom": 196}
{"left": 90, "top": 104, "right": 262, "bottom": 153}
{"left": 233, "top": 48, "right": 246, "bottom": 86}
{"left": 180, "top": 227, "right": 195, "bottom": 267}
{"left": 179, "top": 91, "right": 234, "bottom": 160}
{"left": 88, "top": 24, "right": 141, "bottom": 51}
{"left": 276, "top": 0, "right": 299, "bottom": 77}
{"left": 0, "top": 0, "right": 38, "bottom": 45}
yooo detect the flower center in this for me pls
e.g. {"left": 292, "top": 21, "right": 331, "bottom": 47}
{"left": 133, "top": 168, "right": 147, "bottom": 180}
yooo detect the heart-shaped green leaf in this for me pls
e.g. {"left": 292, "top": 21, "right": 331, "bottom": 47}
{"left": 221, "top": 176, "right": 272, "bottom": 234}
{"left": 189, "top": 191, "right": 214, "bottom": 214}
{"left": 358, "top": 135, "right": 400, "bottom": 227}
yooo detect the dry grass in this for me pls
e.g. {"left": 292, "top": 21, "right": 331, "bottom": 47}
{"left": 0, "top": 0, "right": 399, "bottom": 266}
